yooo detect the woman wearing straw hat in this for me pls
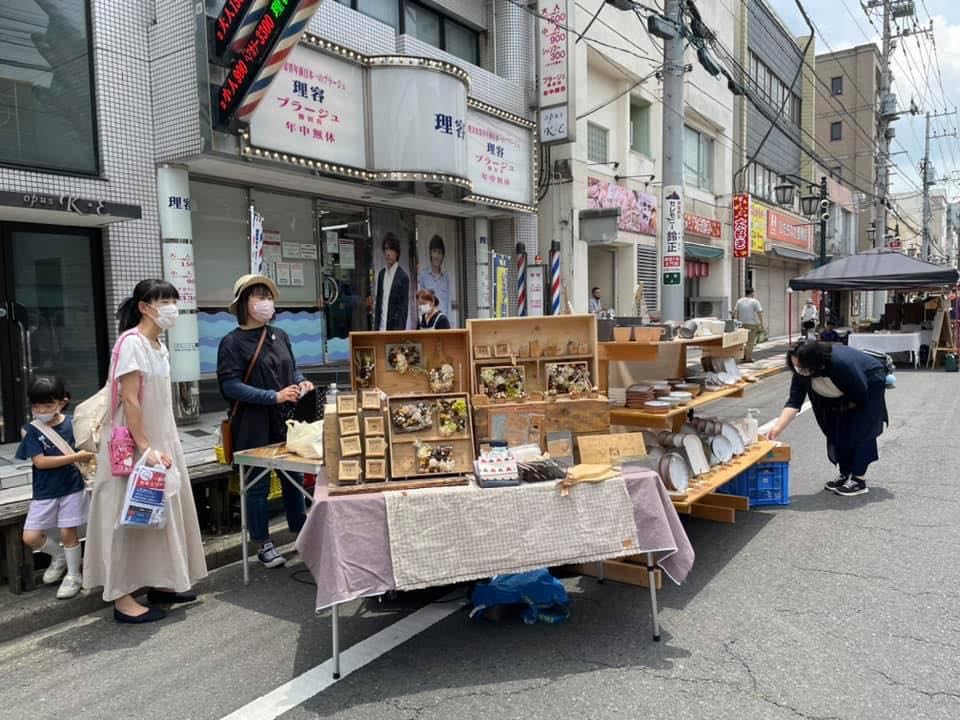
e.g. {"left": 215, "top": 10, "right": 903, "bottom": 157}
{"left": 216, "top": 275, "right": 313, "bottom": 569}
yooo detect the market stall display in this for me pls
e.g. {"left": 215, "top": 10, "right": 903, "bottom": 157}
{"left": 349, "top": 330, "right": 470, "bottom": 395}
{"left": 387, "top": 393, "right": 474, "bottom": 480}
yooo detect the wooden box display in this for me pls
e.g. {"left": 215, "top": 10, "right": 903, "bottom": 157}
{"left": 349, "top": 330, "right": 470, "bottom": 395}
{"left": 472, "top": 398, "right": 611, "bottom": 455}
{"left": 386, "top": 393, "right": 474, "bottom": 479}
{"left": 466, "top": 315, "right": 599, "bottom": 396}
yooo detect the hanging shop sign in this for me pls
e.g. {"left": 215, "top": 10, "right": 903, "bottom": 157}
{"left": 369, "top": 65, "right": 469, "bottom": 180}
{"left": 684, "top": 213, "right": 721, "bottom": 239}
{"left": 0, "top": 191, "right": 141, "bottom": 221}
{"left": 733, "top": 193, "right": 751, "bottom": 259}
{"left": 248, "top": 44, "right": 366, "bottom": 168}
{"left": 767, "top": 208, "right": 813, "bottom": 251}
{"left": 662, "top": 186, "right": 683, "bottom": 286}
{"left": 536, "top": 1, "right": 576, "bottom": 145}
{"left": 527, "top": 264, "right": 546, "bottom": 317}
{"left": 493, "top": 252, "right": 510, "bottom": 318}
{"left": 587, "top": 178, "right": 658, "bottom": 236}
{"left": 750, "top": 199, "right": 767, "bottom": 255}
{"left": 214, "top": 0, "right": 257, "bottom": 57}
{"left": 465, "top": 108, "right": 532, "bottom": 206}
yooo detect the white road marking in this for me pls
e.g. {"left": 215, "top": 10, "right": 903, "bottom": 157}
{"left": 218, "top": 596, "right": 464, "bottom": 720}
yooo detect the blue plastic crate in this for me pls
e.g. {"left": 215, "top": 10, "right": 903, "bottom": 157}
{"left": 717, "top": 461, "right": 790, "bottom": 507}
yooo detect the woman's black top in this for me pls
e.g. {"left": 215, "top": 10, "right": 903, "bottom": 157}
{"left": 418, "top": 311, "right": 451, "bottom": 330}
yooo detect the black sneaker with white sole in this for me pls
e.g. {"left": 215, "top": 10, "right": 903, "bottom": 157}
{"left": 833, "top": 477, "right": 868, "bottom": 496}
{"left": 824, "top": 474, "right": 848, "bottom": 491}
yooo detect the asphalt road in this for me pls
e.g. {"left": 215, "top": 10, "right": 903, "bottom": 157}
{"left": 1, "top": 370, "right": 958, "bottom": 720}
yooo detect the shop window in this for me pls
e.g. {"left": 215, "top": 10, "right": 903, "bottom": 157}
{"left": 0, "top": 0, "right": 99, "bottom": 174}
{"left": 191, "top": 181, "right": 250, "bottom": 307}
{"left": 830, "top": 121, "right": 842, "bottom": 141}
{"left": 630, "top": 98, "right": 651, "bottom": 157}
{"left": 587, "top": 122, "right": 609, "bottom": 164}
{"left": 444, "top": 18, "right": 479, "bottom": 66}
{"left": 405, "top": 1, "right": 441, "bottom": 47}
{"left": 683, "top": 125, "right": 713, "bottom": 191}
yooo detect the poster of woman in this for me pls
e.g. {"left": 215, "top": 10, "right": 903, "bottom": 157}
{"left": 416, "top": 215, "right": 460, "bottom": 327}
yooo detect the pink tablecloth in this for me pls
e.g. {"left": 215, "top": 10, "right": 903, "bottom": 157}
{"left": 295, "top": 470, "right": 695, "bottom": 610}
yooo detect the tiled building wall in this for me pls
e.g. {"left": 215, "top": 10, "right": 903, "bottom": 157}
{"left": 152, "top": 0, "right": 203, "bottom": 162}
{"left": 0, "top": 1, "right": 164, "bottom": 338}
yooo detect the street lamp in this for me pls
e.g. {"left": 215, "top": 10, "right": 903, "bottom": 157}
{"left": 800, "top": 189, "right": 821, "bottom": 219}
{"left": 774, "top": 181, "right": 795, "bottom": 207}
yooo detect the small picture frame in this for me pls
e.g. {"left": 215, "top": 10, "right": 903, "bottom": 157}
{"left": 474, "top": 344, "right": 492, "bottom": 360}
{"left": 361, "top": 389, "right": 382, "bottom": 411}
{"left": 338, "top": 460, "right": 362, "bottom": 482}
{"left": 338, "top": 415, "right": 360, "bottom": 436}
{"left": 493, "top": 342, "right": 512, "bottom": 358}
{"left": 336, "top": 394, "right": 358, "bottom": 415}
{"left": 365, "top": 435, "right": 387, "bottom": 457}
{"left": 340, "top": 435, "right": 362, "bottom": 457}
{"left": 365, "top": 458, "right": 387, "bottom": 480}
{"left": 364, "top": 415, "right": 385, "bottom": 436}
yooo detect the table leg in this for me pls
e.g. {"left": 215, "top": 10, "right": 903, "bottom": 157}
{"left": 597, "top": 560, "right": 605, "bottom": 584}
{"left": 277, "top": 470, "right": 313, "bottom": 503}
{"left": 331, "top": 602, "right": 341, "bottom": 680}
{"left": 239, "top": 465, "right": 249, "bottom": 586}
{"left": 646, "top": 551, "right": 660, "bottom": 642}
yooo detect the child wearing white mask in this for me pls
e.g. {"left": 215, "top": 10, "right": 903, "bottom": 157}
{"left": 416, "top": 288, "right": 451, "bottom": 329}
{"left": 17, "top": 376, "right": 94, "bottom": 599}
{"left": 216, "top": 275, "right": 313, "bottom": 570}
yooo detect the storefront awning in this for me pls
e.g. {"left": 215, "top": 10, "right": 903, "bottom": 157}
{"left": 771, "top": 245, "right": 816, "bottom": 262}
{"left": 684, "top": 242, "right": 724, "bottom": 259}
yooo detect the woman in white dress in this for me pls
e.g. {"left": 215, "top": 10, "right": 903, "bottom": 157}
{"left": 83, "top": 280, "right": 208, "bottom": 623}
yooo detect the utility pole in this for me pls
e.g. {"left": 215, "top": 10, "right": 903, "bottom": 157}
{"left": 660, "top": 0, "right": 686, "bottom": 321}
{"left": 872, "top": 0, "right": 894, "bottom": 251}
{"left": 921, "top": 109, "right": 958, "bottom": 260}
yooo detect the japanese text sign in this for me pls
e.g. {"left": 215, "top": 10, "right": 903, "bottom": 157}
{"left": 214, "top": 0, "right": 255, "bottom": 57}
{"left": 537, "top": 1, "right": 575, "bottom": 144}
{"left": 249, "top": 45, "right": 366, "bottom": 167}
{"left": 661, "top": 186, "right": 683, "bottom": 286}
{"left": 750, "top": 199, "right": 767, "bottom": 254}
{"left": 732, "top": 193, "right": 751, "bottom": 258}
{"left": 466, "top": 109, "right": 532, "bottom": 205}
{"left": 767, "top": 208, "right": 813, "bottom": 250}
{"left": 370, "top": 66, "right": 468, "bottom": 178}
{"left": 684, "top": 213, "right": 721, "bottom": 239}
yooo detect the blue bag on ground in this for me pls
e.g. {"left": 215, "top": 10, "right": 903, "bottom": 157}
{"left": 469, "top": 569, "right": 570, "bottom": 624}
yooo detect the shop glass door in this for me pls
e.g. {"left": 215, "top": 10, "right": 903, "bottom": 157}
{"left": 0, "top": 225, "right": 107, "bottom": 444}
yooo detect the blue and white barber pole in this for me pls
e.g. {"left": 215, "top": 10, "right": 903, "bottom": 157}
{"left": 549, "top": 241, "right": 561, "bottom": 316}
{"left": 516, "top": 243, "right": 527, "bottom": 316}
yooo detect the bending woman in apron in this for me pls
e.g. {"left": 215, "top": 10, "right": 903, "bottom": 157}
{"left": 768, "top": 341, "right": 888, "bottom": 496}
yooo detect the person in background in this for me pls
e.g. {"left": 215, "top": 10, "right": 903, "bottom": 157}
{"left": 417, "top": 288, "right": 451, "bottom": 330}
{"left": 589, "top": 287, "right": 603, "bottom": 315}
{"left": 801, "top": 298, "right": 818, "bottom": 339}
{"left": 767, "top": 341, "right": 887, "bottom": 497}
{"left": 17, "top": 376, "right": 93, "bottom": 600}
{"left": 418, "top": 234, "right": 451, "bottom": 319}
{"left": 217, "top": 275, "right": 313, "bottom": 570}
{"left": 84, "top": 279, "right": 207, "bottom": 623}
{"left": 820, "top": 322, "right": 841, "bottom": 343}
{"left": 373, "top": 233, "right": 410, "bottom": 331}
{"left": 734, "top": 288, "right": 764, "bottom": 362}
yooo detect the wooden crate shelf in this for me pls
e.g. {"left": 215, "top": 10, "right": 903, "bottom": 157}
{"left": 349, "top": 329, "right": 470, "bottom": 395}
{"left": 609, "top": 383, "right": 748, "bottom": 432}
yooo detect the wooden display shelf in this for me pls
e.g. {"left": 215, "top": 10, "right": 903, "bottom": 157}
{"left": 389, "top": 432, "right": 472, "bottom": 444}
{"left": 328, "top": 475, "right": 469, "bottom": 495}
{"left": 473, "top": 353, "right": 595, "bottom": 366}
{"left": 609, "top": 383, "right": 748, "bottom": 432}
{"left": 349, "top": 329, "right": 470, "bottom": 395}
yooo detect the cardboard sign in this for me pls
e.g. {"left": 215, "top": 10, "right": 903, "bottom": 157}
{"left": 577, "top": 433, "right": 647, "bottom": 465}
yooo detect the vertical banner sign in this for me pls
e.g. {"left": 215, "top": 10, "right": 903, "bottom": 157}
{"left": 250, "top": 205, "right": 264, "bottom": 274}
{"left": 527, "top": 264, "right": 546, "bottom": 317}
{"left": 214, "top": 0, "right": 256, "bottom": 57}
{"left": 750, "top": 198, "right": 767, "bottom": 254}
{"left": 733, "top": 193, "right": 752, "bottom": 259}
{"left": 156, "top": 167, "right": 200, "bottom": 383}
{"left": 230, "top": 0, "right": 270, "bottom": 53}
{"left": 661, "top": 186, "right": 683, "bottom": 286}
{"left": 516, "top": 244, "right": 527, "bottom": 316}
{"left": 476, "top": 219, "right": 491, "bottom": 319}
{"left": 493, "top": 252, "right": 509, "bottom": 319}
{"left": 549, "top": 240, "right": 562, "bottom": 315}
{"left": 537, "top": 1, "right": 576, "bottom": 145}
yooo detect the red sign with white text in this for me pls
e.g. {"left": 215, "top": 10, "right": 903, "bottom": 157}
{"left": 767, "top": 208, "right": 813, "bottom": 250}
{"left": 732, "top": 194, "right": 751, "bottom": 258}
{"left": 684, "top": 213, "right": 722, "bottom": 239}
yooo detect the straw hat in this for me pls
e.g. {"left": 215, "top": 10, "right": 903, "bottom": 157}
{"left": 228, "top": 274, "right": 280, "bottom": 315}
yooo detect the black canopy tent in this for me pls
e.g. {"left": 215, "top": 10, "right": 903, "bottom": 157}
{"left": 789, "top": 248, "right": 959, "bottom": 291}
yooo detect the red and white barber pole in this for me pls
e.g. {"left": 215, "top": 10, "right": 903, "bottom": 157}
{"left": 516, "top": 244, "right": 527, "bottom": 316}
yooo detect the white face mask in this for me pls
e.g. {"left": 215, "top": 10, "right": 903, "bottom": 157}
{"left": 34, "top": 412, "right": 56, "bottom": 424}
{"left": 419, "top": 303, "right": 431, "bottom": 316}
{"left": 251, "top": 299, "right": 275, "bottom": 322}
{"left": 151, "top": 304, "right": 179, "bottom": 330}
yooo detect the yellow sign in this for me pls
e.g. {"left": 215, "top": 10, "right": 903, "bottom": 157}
{"left": 493, "top": 253, "right": 509, "bottom": 318}
{"left": 750, "top": 200, "right": 767, "bottom": 255}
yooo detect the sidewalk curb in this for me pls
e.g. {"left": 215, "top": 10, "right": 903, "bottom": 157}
{"left": 0, "top": 523, "right": 298, "bottom": 645}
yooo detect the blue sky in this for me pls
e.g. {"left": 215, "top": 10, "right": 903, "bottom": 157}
{"left": 767, "top": 0, "right": 960, "bottom": 200}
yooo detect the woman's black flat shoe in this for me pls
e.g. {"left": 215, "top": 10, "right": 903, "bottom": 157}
{"left": 147, "top": 589, "right": 198, "bottom": 605}
{"left": 114, "top": 607, "right": 167, "bottom": 624}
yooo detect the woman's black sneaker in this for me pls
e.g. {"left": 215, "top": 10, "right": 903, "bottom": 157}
{"left": 114, "top": 607, "right": 167, "bottom": 624}
{"left": 824, "top": 475, "right": 847, "bottom": 491}
{"left": 833, "top": 477, "right": 868, "bottom": 496}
